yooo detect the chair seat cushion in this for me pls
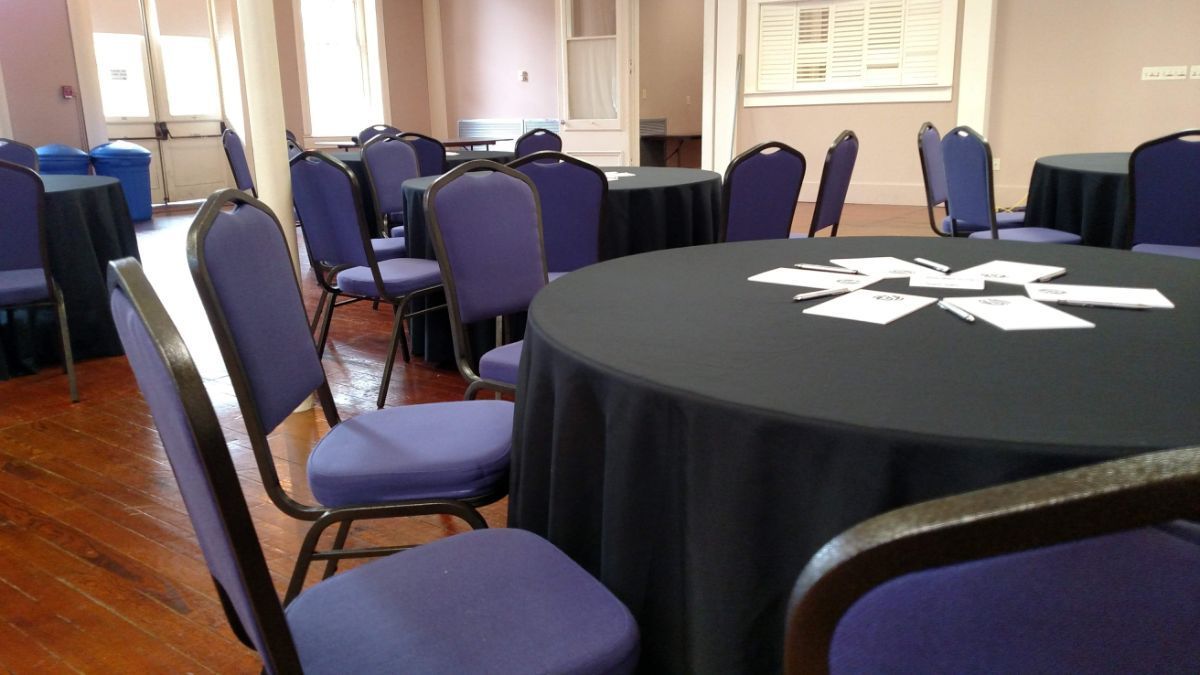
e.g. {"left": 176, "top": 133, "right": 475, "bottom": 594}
{"left": 389, "top": 225, "right": 406, "bottom": 238}
{"left": 307, "top": 400, "right": 513, "bottom": 507}
{"left": 829, "top": 526, "right": 1200, "bottom": 673}
{"left": 1132, "top": 243, "right": 1200, "bottom": 260}
{"left": 287, "top": 528, "right": 639, "bottom": 675}
{"left": 370, "top": 236, "right": 407, "bottom": 260}
{"left": 479, "top": 340, "right": 523, "bottom": 386}
{"left": 337, "top": 258, "right": 442, "bottom": 299}
{"left": 0, "top": 268, "right": 50, "bottom": 306}
{"left": 968, "top": 227, "right": 1081, "bottom": 244}
{"left": 941, "top": 210, "right": 1024, "bottom": 234}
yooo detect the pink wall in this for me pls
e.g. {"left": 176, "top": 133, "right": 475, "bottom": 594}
{"left": 439, "top": 0, "right": 559, "bottom": 125}
{"left": 272, "top": 0, "right": 305, "bottom": 136}
{"left": 0, "top": 0, "right": 89, "bottom": 148}
{"left": 639, "top": 0, "right": 702, "bottom": 134}
{"left": 382, "top": 0, "right": 431, "bottom": 133}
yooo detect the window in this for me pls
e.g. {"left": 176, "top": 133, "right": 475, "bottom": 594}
{"left": 299, "top": 0, "right": 384, "bottom": 138}
{"left": 94, "top": 32, "right": 153, "bottom": 119}
{"left": 745, "top": 0, "right": 958, "bottom": 106}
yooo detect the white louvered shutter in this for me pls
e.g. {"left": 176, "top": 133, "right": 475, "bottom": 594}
{"left": 794, "top": 7, "right": 830, "bottom": 83}
{"left": 829, "top": 2, "right": 866, "bottom": 82}
{"left": 758, "top": 5, "right": 798, "bottom": 91}
{"left": 901, "top": 0, "right": 941, "bottom": 85}
{"left": 863, "top": 0, "right": 902, "bottom": 86}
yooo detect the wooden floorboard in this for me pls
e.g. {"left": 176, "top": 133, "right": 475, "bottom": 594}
{"left": 0, "top": 200, "right": 930, "bottom": 671}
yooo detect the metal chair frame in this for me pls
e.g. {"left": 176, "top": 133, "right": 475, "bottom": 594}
{"left": 806, "top": 130, "right": 858, "bottom": 238}
{"left": 0, "top": 160, "right": 78, "bottom": 402}
{"left": 361, "top": 133, "right": 417, "bottom": 240}
{"left": 785, "top": 445, "right": 1200, "bottom": 673}
{"left": 221, "top": 129, "right": 257, "bottom": 198}
{"left": 508, "top": 150, "right": 609, "bottom": 273}
{"left": 187, "top": 190, "right": 497, "bottom": 604}
{"left": 425, "top": 160, "right": 548, "bottom": 400}
{"left": 719, "top": 141, "right": 806, "bottom": 242}
{"left": 1127, "top": 128, "right": 1200, "bottom": 250}
{"left": 398, "top": 132, "right": 449, "bottom": 176}
{"left": 514, "top": 128, "right": 563, "bottom": 158}
{"left": 288, "top": 152, "right": 445, "bottom": 408}
{"left": 917, "top": 122, "right": 955, "bottom": 237}
{"left": 355, "top": 124, "right": 400, "bottom": 147}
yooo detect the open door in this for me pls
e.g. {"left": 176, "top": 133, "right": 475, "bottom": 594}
{"left": 556, "top": 0, "right": 639, "bottom": 166}
{"left": 90, "top": 0, "right": 229, "bottom": 204}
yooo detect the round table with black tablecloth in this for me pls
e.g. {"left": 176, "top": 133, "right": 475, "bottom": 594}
{"left": 508, "top": 236, "right": 1200, "bottom": 675}
{"left": 1, "top": 175, "right": 139, "bottom": 380}
{"left": 401, "top": 165, "right": 722, "bottom": 365}
{"left": 1024, "top": 152, "right": 1130, "bottom": 248}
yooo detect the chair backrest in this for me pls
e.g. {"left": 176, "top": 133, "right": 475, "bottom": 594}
{"left": 288, "top": 151, "right": 374, "bottom": 273}
{"left": 108, "top": 257, "right": 302, "bottom": 673}
{"left": 222, "top": 130, "right": 256, "bottom": 197}
{"left": 1129, "top": 129, "right": 1200, "bottom": 247}
{"left": 356, "top": 124, "right": 400, "bottom": 146}
{"left": 917, "top": 122, "right": 949, "bottom": 235}
{"left": 509, "top": 151, "right": 606, "bottom": 273}
{"left": 808, "top": 130, "right": 859, "bottom": 237}
{"left": 514, "top": 128, "right": 563, "bottom": 158}
{"left": 398, "top": 132, "right": 447, "bottom": 176}
{"left": 0, "top": 160, "right": 51, "bottom": 276}
{"left": 941, "top": 126, "right": 998, "bottom": 236}
{"left": 362, "top": 134, "right": 420, "bottom": 227}
{"left": 0, "top": 138, "right": 38, "bottom": 171}
{"left": 720, "top": 141, "right": 806, "bottom": 242}
{"left": 188, "top": 190, "right": 329, "bottom": 440}
{"left": 426, "top": 160, "right": 546, "bottom": 330}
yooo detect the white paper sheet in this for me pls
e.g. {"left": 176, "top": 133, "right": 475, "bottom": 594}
{"left": 909, "top": 275, "right": 986, "bottom": 290}
{"left": 748, "top": 268, "right": 881, "bottom": 290}
{"left": 604, "top": 171, "right": 636, "bottom": 181}
{"left": 941, "top": 296, "right": 1094, "bottom": 331}
{"left": 1024, "top": 283, "right": 1174, "bottom": 309}
{"left": 829, "top": 257, "right": 943, "bottom": 278}
{"left": 950, "top": 260, "right": 1066, "bottom": 285}
{"left": 802, "top": 290, "right": 938, "bottom": 325}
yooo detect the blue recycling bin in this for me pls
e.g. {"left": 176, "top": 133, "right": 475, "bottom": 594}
{"left": 91, "top": 141, "right": 153, "bottom": 221}
{"left": 36, "top": 144, "right": 92, "bottom": 175}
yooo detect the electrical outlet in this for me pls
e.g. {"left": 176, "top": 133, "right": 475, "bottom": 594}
{"left": 992, "top": 158, "right": 1000, "bottom": 172}
{"left": 1163, "top": 65, "right": 1189, "bottom": 80}
{"left": 1142, "top": 66, "right": 1160, "bottom": 80}
{"left": 1190, "top": 65, "right": 1200, "bottom": 79}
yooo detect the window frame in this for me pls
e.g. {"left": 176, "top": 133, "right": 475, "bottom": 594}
{"left": 743, "top": 0, "right": 959, "bottom": 107}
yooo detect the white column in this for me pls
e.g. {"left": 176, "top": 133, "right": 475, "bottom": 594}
{"left": 956, "top": 0, "right": 997, "bottom": 134}
{"left": 701, "top": 0, "right": 741, "bottom": 175}
{"left": 65, "top": 0, "right": 109, "bottom": 148}
{"left": 234, "top": 0, "right": 295, "bottom": 261}
{"left": 0, "top": 58, "right": 11, "bottom": 138}
{"left": 422, "top": 0, "right": 448, "bottom": 137}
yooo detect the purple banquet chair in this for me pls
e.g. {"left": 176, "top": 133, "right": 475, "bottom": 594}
{"left": 426, "top": 160, "right": 547, "bottom": 399}
{"left": 918, "top": 122, "right": 1025, "bottom": 237}
{"left": 354, "top": 123, "right": 399, "bottom": 147}
{"left": 0, "top": 160, "right": 77, "bottom": 401}
{"left": 288, "top": 151, "right": 442, "bottom": 408}
{"left": 108, "top": 256, "right": 639, "bottom": 674}
{"left": 514, "top": 128, "right": 563, "bottom": 158}
{"left": 785, "top": 445, "right": 1200, "bottom": 674}
{"left": 720, "top": 141, "right": 806, "bottom": 242}
{"left": 1129, "top": 129, "right": 1200, "bottom": 259}
{"left": 943, "top": 127, "right": 1081, "bottom": 244}
{"left": 222, "top": 129, "right": 256, "bottom": 197}
{"left": 794, "top": 130, "right": 859, "bottom": 238}
{"left": 0, "top": 138, "right": 38, "bottom": 170}
{"left": 362, "top": 134, "right": 420, "bottom": 239}
{"left": 509, "top": 151, "right": 607, "bottom": 279}
{"left": 184, "top": 190, "right": 512, "bottom": 605}
{"left": 398, "top": 132, "right": 448, "bottom": 176}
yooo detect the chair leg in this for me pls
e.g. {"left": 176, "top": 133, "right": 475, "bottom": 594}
{"left": 53, "top": 288, "right": 79, "bottom": 403}
{"left": 376, "top": 307, "right": 406, "bottom": 409}
{"left": 315, "top": 293, "right": 336, "bottom": 358}
{"left": 310, "top": 289, "right": 328, "bottom": 335}
{"left": 321, "top": 519, "right": 353, "bottom": 580}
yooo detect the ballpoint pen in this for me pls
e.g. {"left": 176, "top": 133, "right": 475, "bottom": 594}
{"left": 794, "top": 263, "right": 861, "bottom": 275}
{"left": 1037, "top": 269, "right": 1067, "bottom": 282}
{"left": 793, "top": 287, "right": 853, "bottom": 302}
{"left": 913, "top": 257, "right": 952, "bottom": 274}
{"left": 936, "top": 300, "right": 976, "bottom": 323}
{"left": 1056, "top": 299, "right": 1151, "bottom": 310}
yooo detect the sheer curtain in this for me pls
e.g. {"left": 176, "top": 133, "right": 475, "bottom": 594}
{"left": 568, "top": 38, "right": 617, "bottom": 120}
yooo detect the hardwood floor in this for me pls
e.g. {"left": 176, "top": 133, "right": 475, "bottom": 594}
{"left": 0, "top": 201, "right": 931, "bottom": 672}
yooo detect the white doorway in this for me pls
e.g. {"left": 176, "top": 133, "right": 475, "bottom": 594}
{"left": 88, "top": 0, "right": 229, "bottom": 204}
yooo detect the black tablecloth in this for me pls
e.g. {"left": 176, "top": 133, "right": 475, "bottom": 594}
{"left": 0, "top": 175, "right": 138, "bottom": 379}
{"left": 1025, "top": 152, "right": 1131, "bottom": 248}
{"left": 509, "top": 236, "right": 1200, "bottom": 674}
{"left": 402, "top": 166, "right": 722, "bottom": 365}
